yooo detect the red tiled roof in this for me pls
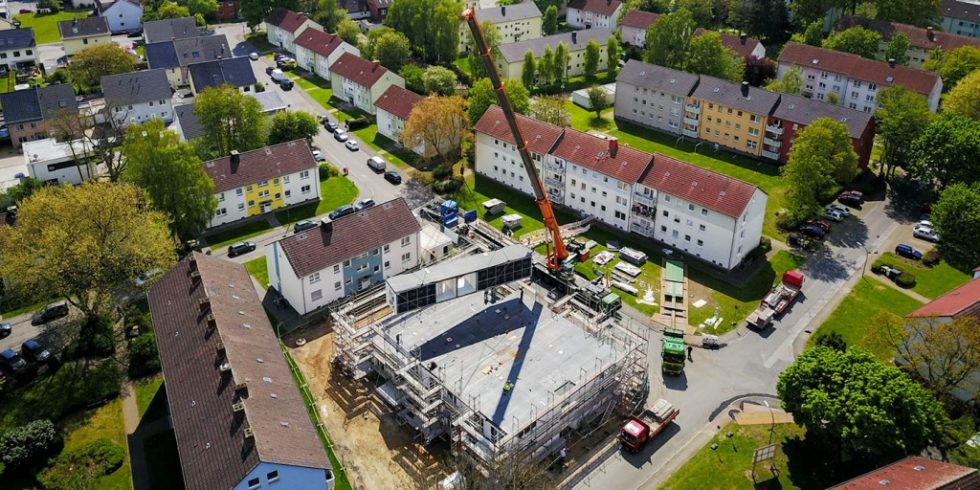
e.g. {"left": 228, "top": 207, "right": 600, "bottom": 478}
{"left": 551, "top": 128, "right": 652, "bottom": 184}
{"left": 293, "top": 27, "right": 344, "bottom": 58}
{"left": 621, "top": 9, "right": 660, "bottom": 28}
{"left": 830, "top": 456, "right": 979, "bottom": 489}
{"left": 568, "top": 0, "right": 622, "bottom": 16}
{"left": 329, "top": 52, "right": 389, "bottom": 88}
{"left": 473, "top": 105, "right": 564, "bottom": 156}
{"left": 373, "top": 85, "right": 422, "bottom": 120}
{"left": 204, "top": 140, "right": 317, "bottom": 193}
{"left": 265, "top": 7, "right": 310, "bottom": 33}
{"left": 840, "top": 16, "right": 980, "bottom": 53}
{"left": 638, "top": 154, "right": 759, "bottom": 218}
{"left": 778, "top": 43, "right": 941, "bottom": 96}
{"left": 907, "top": 277, "right": 980, "bottom": 318}
{"left": 694, "top": 28, "right": 763, "bottom": 58}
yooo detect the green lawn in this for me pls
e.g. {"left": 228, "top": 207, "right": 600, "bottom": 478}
{"left": 873, "top": 252, "right": 972, "bottom": 299}
{"left": 351, "top": 124, "right": 414, "bottom": 168}
{"left": 244, "top": 31, "right": 276, "bottom": 54}
{"left": 567, "top": 100, "right": 614, "bottom": 131}
{"left": 274, "top": 175, "right": 359, "bottom": 224}
{"left": 571, "top": 241, "right": 661, "bottom": 317}
{"left": 204, "top": 218, "right": 274, "bottom": 250}
{"left": 453, "top": 57, "right": 472, "bottom": 79}
{"left": 808, "top": 277, "right": 924, "bottom": 360}
{"left": 0, "top": 297, "right": 53, "bottom": 319}
{"left": 15, "top": 11, "right": 90, "bottom": 44}
{"left": 144, "top": 430, "right": 184, "bottom": 490}
{"left": 134, "top": 375, "right": 163, "bottom": 419}
{"left": 244, "top": 257, "right": 269, "bottom": 288}
{"left": 61, "top": 399, "right": 133, "bottom": 489}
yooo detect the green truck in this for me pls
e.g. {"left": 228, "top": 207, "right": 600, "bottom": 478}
{"left": 662, "top": 328, "right": 686, "bottom": 375}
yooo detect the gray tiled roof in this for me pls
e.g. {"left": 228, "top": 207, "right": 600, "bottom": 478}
{"left": 145, "top": 41, "right": 179, "bottom": 69}
{"left": 174, "top": 103, "right": 204, "bottom": 139}
{"left": 0, "top": 84, "right": 77, "bottom": 124}
{"left": 188, "top": 57, "right": 256, "bottom": 92}
{"left": 475, "top": 3, "right": 542, "bottom": 23}
{"left": 498, "top": 28, "right": 614, "bottom": 63}
{"left": 143, "top": 17, "right": 199, "bottom": 44}
{"left": 57, "top": 17, "right": 110, "bottom": 40}
{"left": 691, "top": 75, "right": 780, "bottom": 116}
{"left": 0, "top": 28, "right": 36, "bottom": 51}
{"left": 772, "top": 93, "right": 874, "bottom": 139}
{"left": 101, "top": 68, "right": 171, "bottom": 106}
{"left": 616, "top": 59, "right": 700, "bottom": 96}
{"left": 147, "top": 34, "right": 231, "bottom": 69}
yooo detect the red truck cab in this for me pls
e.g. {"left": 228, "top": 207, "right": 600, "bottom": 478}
{"left": 620, "top": 399, "right": 679, "bottom": 453}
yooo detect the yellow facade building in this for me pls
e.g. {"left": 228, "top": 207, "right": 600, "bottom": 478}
{"left": 688, "top": 76, "right": 780, "bottom": 158}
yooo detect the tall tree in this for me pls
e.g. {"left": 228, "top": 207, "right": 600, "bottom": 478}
{"left": 943, "top": 69, "right": 980, "bottom": 120}
{"left": 187, "top": 0, "right": 218, "bottom": 20}
{"left": 908, "top": 113, "right": 980, "bottom": 189}
{"left": 740, "top": 0, "right": 791, "bottom": 43}
{"left": 744, "top": 56, "right": 776, "bottom": 86}
{"left": 157, "top": 1, "right": 190, "bottom": 18}
{"left": 584, "top": 40, "right": 601, "bottom": 80}
{"left": 542, "top": 5, "right": 558, "bottom": 35}
{"left": 875, "top": 86, "right": 932, "bottom": 178}
{"left": 553, "top": 41, "right": 570, "bottom": 84}
{"left": 931, "top": 182, "right": 980, "bottom": 268}
{"left": 48, "top": 106, "right": 128, "bottom": 182}
{"left": 121, "top": 120, "right": 217, "bottom": 239}
{"left": 683, "top": 32, "right": 744, "bottom": 81}
{"left": 267, "top": 111, "right": 321, "bottom": 144}
{"left": 521, "top": 50, "right": 537, "bottom": 89}
{"left": 530, "top": 95, "right": 570, "bottom": 126}
{"left": 766, "top": 66, "right": 804, "bottom": 94}
{"left": 68, "top": 44, "right": 135, "bottom": 90}
{"left": 822, "top": 27, "right": 882, "bottom": 59}
{"left": 874, "top": 0, "right": 941, "bottom": 25}
{"left": 801, "top": 20, "right": 824, "bottom": 46}
{"left": 466, "top": 78, "right": 529, "bottom": 124}
{"left": 923, "top": 46, "right": 980, "bottom": 90}
{"left": 374, "top": 30, "right": 412, "bottom": 72}
{"left": 540, "top": 46, "right": 555, "bottom": 85}
{"left": 0, "top": 183, "right": 175, "bottom": 318}
{"left": 606, "top": 35, "right": 621, "bottom": 73}
{"left": 337, "top": 18, "right": 361, "bottom": 45}
{"left": 884, "top": 33, "right": 911, "bottom": 65}
{"left": 790, "top": 0, "right": 846, "bottom": 24}
{"left": 777, "top": 346, "right": 947, "bottom": 465}
{"left": 423, "top": 66, "right": 458, "bottom": 95}
{"left": 587, "top": 85, "right": 610, "bottom": 120}
{"left": 194, "top": 85, "right": 266, "bottom": 158}
{"left": 676, "top": 0, "right": 714, "bottom": 25}
{"left": 240, "top": 0, "right": 299, "bottom": 28}
{"left": 644, "top": 8, "right": 695, "bottom": 68}
{"left": 466, "top": 21, "right": 500, "bottom": 80}
{"left": 783, "top": 118, "right": 859, "bottom": 220}
{"left": 386, "top": 0, "right": 461, "bottom": 64}
{"left": 312, "top": 0, "right": 349, "bottom": 32}
{"left": 358, "top": 25, "right": 394, "bottom": 60}
{"left": 402, "top": 95, "right": 470, "bottom": 163}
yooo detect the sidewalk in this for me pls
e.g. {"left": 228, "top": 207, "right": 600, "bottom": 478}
{"left": 866, "top": 273, "right": 931, "bottom": 303}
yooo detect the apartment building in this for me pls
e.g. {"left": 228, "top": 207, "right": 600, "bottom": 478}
{"left": 840, "top": 16, "right": 980, "bottom": 68}
{"left": 0, "top": 84, "right": 77, "bottom": 150}
{"left": 942, "top": 0, "right": 980, "bottom": 38}
{"left": 777, "top": 42, "right": 943, "bottom": 112}
{"left": 614, "top": 59, "right": 699, "bottom": 136}
{"left": 620, "top": 9, "right": 660, "bottom": 47}
{"left": 204, "top": 140, "right": 321, "bottom": 228}
{"left": 496, "top": 28, "right": 614, "bottom": 81}
{"left": 101, "top": 68, "right": 173, "bottom": 127}
{"left": 267, "top": 198, "right": 421, "bottom": 314}
{"left": 216, "top": 0, "right": 239, "bottom": 21}
{"left": 95, "top": 0, "right": 143, "bottom": 34}
{"left": 145, "top": 34, "right": 232, "bottom": 88}
{"left": 293, "top": 27, "right": 359, "bottom": 81}
{"left": 373, "top": 85, "right": 427, "bottom": 156}
{"left": 57, "top": 17, "right": 110, "bottom": 56}
{"left": 329, "top": 52, "right": 405, "bottom": 114}
{"left": 566, "top": 0, "right": 623, "bottom": 29}
{"left": 690, "top": 76, "right": 780, "bottom": 158}
{"left": 264, "top": 8, "right": 320, "bottom": 53}
{"left": 459, "top": 3, "right": 542, "bottom": 53}
{"left": 766, "top": 93, "right": 875, "bottom": 166}
{"left": 187, "top": 57, "right": 257, "bottom": 94}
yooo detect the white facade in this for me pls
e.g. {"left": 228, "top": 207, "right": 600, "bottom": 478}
{"left": 209, "top": 167, "right": 320, "bottom": 228}
{"left": 473, "top": 132, "right": 564, "bottom": 203}
{"left": 22, "top": 138, "right": 104, "bottom": 185}
{"left": 458, "top": 10, "right": 542, "bottom": 53}
{"left": 231, "top": 462, "right": 331, "bottom": 490}
{"left": 614, "top": 80, "right": 687, "bottom": 136}
{"left": 295, "top": 41, "right": 359, "bottom": 81}
{"left": 567, "top": 3, "right": 622, "bottom": 29}
{"left": 110, "top": 97, "right": 173, "bottom": 127}
{"left": 777, "top": 63, "right": 943, "bottom": 113}
{"left": 330, "top": 69, "right": 404, "bottom": 115}
{"left": 267, "top": 18, "right": 320, "bottom": 54}
{"left": 563, "top": 160, "right": 633, "bottom": 231}
{"left": 375, "top": 107, "right": 428, "bottom": 156}
{"left": 99, "top": 0, "right": 143, "bottom": 34}
{"left": 621, "top": 24, "right": 646, "bottom": 48}
{"left": 0, "top": 44, "right": 35, "bottom": 70}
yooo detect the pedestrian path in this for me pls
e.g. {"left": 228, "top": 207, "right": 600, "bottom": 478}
{"left": 866, "top": 273, "right": 931, "bottom": 303}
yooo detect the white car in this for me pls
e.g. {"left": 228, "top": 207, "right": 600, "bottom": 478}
{"left": 249, "top": 52, "right": 259, "bottom": 60}
{"left": 823, "top": 209, "right": 845, "bottom": 222}
{"left": 913, "top": 226, "right": 941, "bottom": 243}
{"left": 345, "top": 140, "right": 359, "bottom": 151}
{"left": 312, "top": 150, "right": 325, "bottom": 161}
{"left": 825, "top": 203, "right": 850, "bottom": 217}
{"left": 914, "top": 220, "right": 934, "bottom": 231}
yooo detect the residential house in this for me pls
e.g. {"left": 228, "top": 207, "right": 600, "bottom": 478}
{"left": 689, "top": 76, "right": 780, "bottom": 158}
{"left": 341, "top": 0, "right": 371, "bottom": 20}
{"left": 173, "top": 91, "right": 286, "bottom": 141}
{"left": 0, "top": 28, "right": 36, "bottom": 71}
{"left": 57, "top": 17, "right": 111, "bottom": 56}
{"left": 265, "top": 8, "right": 320, "bottom": 54}
{"left": 693, "top": 28, "right": 765, "bottom": 60}
{"left": 204, "top": 140, "right": 321, "bottom": 228}
{"left": 0, "top": 84, "right": 77, "bottom": 150}
{"left": 266, "top": 197, "right": 422, "bottom": 314}
{"left": 143, "top": 16, "right": 199, "bottom": 44}
{"left": 187, "top": 57, "right": 257, "bottom": 94}
{"left": 496, "top": 28, "right": 614, "bottom": 81}
{"left": 95, "top": 0, "right": 143, "bottom": 34}
{"left": 840, "top": 16, "right": 980, "bottom": 68}
{"left": 145, "top": 34, "right": 232, "bottom": 87}
{"left": 620, "top": 9, "right": 660, "bottom": 47}
{"left": 766, "top": 93, "right": 875, "bottom": 166}
{"left": 614, "top": 59, "right": 699, "bottom": 137}
{"left": 459, "top": 3, "right": 543, "bottom": 53}
{"left": 329, "top": 52, "right": 405, "bottom": 114}
{"left": 293, "top": 27, "right": 360, "bottom": 81}
{"left": 148, "top": 253, "right": 333, "bottom": 490}
{"left": 941, "top": 0, "right": 980, "bottom": 38}
{"left": 101, "top": 68, "right": 173, "bottom": 127}
{"left": 777, "top": 42, "right": 943, "bottom": 112}
{"left": 373, "top": 85, "right": 426, "bottom": 156}
{"left": 22, "top": 138, "right": 103, "bottom": 185}
{"left": 831, "top": 456, "right": 978, "bottom": 489}
{"left": 69, "top": 0, "right": 96, "bottom": 8}
{"left": 566, "top": 0, "right": 623, "bottom": 29}
{"left": 217, "top": 0, "right": 239, "bottom": 21}
{"left": 473, "top": 105, "right": 767, "bottom": 270}
{"left": 366, "top": 0, "right": 391, "bottom": 21}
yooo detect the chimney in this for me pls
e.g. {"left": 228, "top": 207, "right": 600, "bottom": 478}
{"left": 608, "top": 137, "right": 618, "bottom": 156}
{"left": 572, "top": 31, "right": 577, "bottom": 44}
{"left": 501, "top": 6, "right": 505, "bottom": 16}
{"left": 739, "top": 32, "right": 747, "bottom": 45}
{"left": 373, "top": 60, "right": 380, "bottom": 71}
{"left": 198, "top": 297, "right": 211, "bottom": 313}
{"left": 321, "top": 218, "right": 333, "bottom": 231}
{"left": 230, "top": 150, "right": 240, "bottom": 172}
{"left": 741, "top": 81, "right": 749, "bottom": 96}
{"left": 927, "top": 26, "right": 935, "bottom": 42}
{"left": 888, "top": 58, "right": 895, "bottom": 68}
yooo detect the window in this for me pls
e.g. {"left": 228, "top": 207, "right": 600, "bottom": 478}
{"left": 301, "top": 185, "right": 311, "bottom": 193}
{"left": 216, "top": 207, "right": 227, "bottom": 216}
{"left": 248, "top": 200, "right": 255, "bottom": 207}
{"left": 236, "top": 188, "right": 243, "bottom": 196}
{"left": 283, "top": 175, "right": 289, "bottom": 183}
{"left": 267, "top": 470, "right": 279, "bottom": 482}
{"left": 660, "top": 225, "right": 667, "bottom": 232}
{"left": 664, "top": 195, "right": 670, "bottom": 202}
{"left": 309, "top": 272, "right": 320, "bottom": 284}
{"left": 237, "top": 203, "right": 244, "bottom": 210}
{"left": 615, "top": 210, "right": 626, "bottom": 220}
{"left": 697, "top": 239, "right": 703, "bottom": 246}
{"left": 218, "top": 193, "right": 225, "bottom": 202}
{"left": 685, "top": 234, "right": 691, "bottom": 241}
{"left": 688, "top": 204, "right": 695, "bottom": 211}
{"left": 701, "top": 208, "right": 708, "bottom": 216}
{"left": 401, "top": 236, "right": 411, "bottom": 246}
{"left": 247, "top": 185, "right": 253, "bottom": 191}
{"left": 384, "top": 260, "right": 390, "bottom": 269}
{"left": 284, "top": 190, "right": 291, "bottom": 198}
{"left": 401, "top": 252, "right": 411, "bottom": 262}
{"left": 311, "top": 290, "right": 322, "bottom": 301}
{"left": 259, "top": 179, "right": 269, "bottom": 187}
{"left": 248, "top": 478, "right": 260, "bottom": 489}
{"left": 343, "top": 260, "right": 350, "bottom": 267}
{"left": 300, "top": 170, "right": 310, "bottom": 179}
{"left": 699, "top": 224, "right": 706, "bottom": 231}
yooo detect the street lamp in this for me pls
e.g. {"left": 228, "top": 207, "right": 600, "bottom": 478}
{"left": 763, "top": 400, "right": 775, "bottom": 444}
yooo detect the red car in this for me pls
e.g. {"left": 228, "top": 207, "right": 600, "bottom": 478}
{"left": 805, "top": 219, "right": 831, "bottom": 233}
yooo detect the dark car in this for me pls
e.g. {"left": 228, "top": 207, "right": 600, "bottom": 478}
{"left": 384, "top": 171, "right": 402, "bottom": 185}
{"left": 838, "top": 190, "right": 864, "bottom": 208}
{"left": 227, "top": 241, "right": 257, "bottom": 257}
{"left": 0, "top": 348, "right": 27, "bottom": 372}
{"left": 21, "top": 339, "right": 51, "bottom": 363}
{"left": 265, "top": 66, "right": 275, "bottom": 75}
{"left": 294, "top": 219, "right": 318, "bottom": 232}
{"left": 328, "top": 205, "right": 355, "bottom": 220}
{"left": 280, "top": 79, "right": 294, "bottom": 90}
{"left": 805, "top": 219, "right": 831, "bottom": 233}
{"left": 895, "top": 243, "right": 922, "bottom": 260}
{"left": 0, "top": 322, "right": 10, "bottom": 338}
{"left": 873, "top": 264, "right": 902, "bottom": 279}
{"left": 799, "top": 224, "right": 826, "bottom": 240}
{"left": 31, "top": 301, "right": 69, "bottom": 325}
{"left": 324, "top": 120, "right": 339, "bottom": 133}
{"left": 126, "top": 29, "right": 143, "bottom": 38}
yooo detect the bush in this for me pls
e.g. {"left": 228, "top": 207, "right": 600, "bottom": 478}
{"left": 45, "top": 69, "right": 71, "bottom": 86}
{"left": 0, "top": 419, "right": 61, "bottom": 469}
{"left": 895, "top": 272, "right": 917, "bottom": 288}
{"left": 412, "top": 170, "right": 434, "bottom": 187}
{"left": 128, "top": 333, "right": 160, "bottom": 378}
{"left": 38, "top": 438, "right": 125, "bottom": 489}
{"left": 255, "top": 81, "right": 266, "bottom": 93}
{"left": 432, "top": 164, "right": 453, "bottom": 181}
{"left": 432, "top": 177, "right": 463, "bottom": 194}
{"left": 318, "top": 162, "right": 338, "bottom": 181}
{"left": 922, "top": 249, "right": 940, "bottom": 267}
{"left": 345, "top": 116, "right": 374, "bottom": 131}
{"left": 72, "top": 314, "right": 116, "bottom": 359}
{"left": 815, "top": 332, "right": 847, "bottom": 351}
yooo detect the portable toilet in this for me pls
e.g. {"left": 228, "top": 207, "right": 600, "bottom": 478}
{"left": 440, "top": 200, "right": 459, "bottom": 218}
{"left": 463, "top": 209, "right": 478, "bottom": 223}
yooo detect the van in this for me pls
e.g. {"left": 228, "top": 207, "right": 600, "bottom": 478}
{"left": 367, "top": 156, "right": 386, "bottom": 172}
{"left": 271, "top": 69, "right": 287, "bottom": 82}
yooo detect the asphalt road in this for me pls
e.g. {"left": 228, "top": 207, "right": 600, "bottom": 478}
{"left": 570, "top": 196, "right": 909, "bottom": 489}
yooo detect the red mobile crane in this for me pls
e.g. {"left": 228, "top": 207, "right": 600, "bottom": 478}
{"left": 461, "top": 8, "right": 570, "bottom": 275}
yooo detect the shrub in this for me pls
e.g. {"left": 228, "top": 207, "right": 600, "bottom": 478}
{"left": 38, "top": 438, "right": 125, "bottom": 489}
{"left": 0, "top": 419, "right": 61, "bottom": 469}
{"left": 922, "top": 249, "right": 940, "bottom": 267}
{"left": 895, "top": 272, "right": 917, "bottom": 288}
{"left": 73, "top": 314, "right": 116, "bottom": 359}
{"left": 412, "top": 170, "right": 434, "bottom": 187}
{"left": 128, "top": 333, "right": 160, "bottom": 378}
{"left": 345, "top": 116, "right": 374, "bottom": 131}
{"left": 45, "top": 69, "right": 71, "bottom": 86}
{"left": 432, "top": 164, "right": 453, "bottom": 181}
{"left": 255, "top": 81, "right": 266, "bottom": 93}
{"left": 432, "top": 177, "right": 463, "bottom": 194}
{"left": 318, "top": 163, "right": 338, "bottom": 181}
{"left": 816, "top": 332, "right": 847, "bottom": 351}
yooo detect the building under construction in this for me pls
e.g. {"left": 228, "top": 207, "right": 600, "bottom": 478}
{"left": 331, "top": 244, "right": 649, "bottom": 466}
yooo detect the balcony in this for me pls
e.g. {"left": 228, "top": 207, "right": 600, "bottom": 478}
{"left": 761, "top": 150, "right": 780, "bottom": 160}
{"left": 763, "top": 137, "right": 781, "bottom": 147}
{"left": 632, "top": 192, "right": 656, "bottom": 207}
{"left": 544, "top": 175, "right": 563, "bottom": 188}
{"left": 765, "top": 124, "right": 783, "bottom": 135}
{"left": 630, "top": 221, "right": 656, "bottom": 237}
{"left": 683, "top": 117, "right": 700, "bottom": 127}
{"left": 685, "top": 104, "right": 700, "bottom": 115}
{"left": 544, "top": 160, "right": 564, "bottom": 173}
{"left": 682, "top": 128, "right": 698, "bottom": 139}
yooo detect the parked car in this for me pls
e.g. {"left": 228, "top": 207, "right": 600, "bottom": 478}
{"left": 280, "top": 79, "right": 294, "bottom": 90}
{"left": 873, "top": 264, "right": 902, "bottom": 279}
{"left": 274, "top": 53, "right": 289, "bottom": 62}
{"left": 915, "top": 220, "right": 934, "bottom": 230}
{"left": 21, "top": 339, "right": 50, "bottom": 363}
{"left": 126, "top": 29, "right": 143, "bottom": 38}
{"left": 367, "top": 156, "right": 386, "bottom": 172}
{"left": 312, "top": 150, "right": 325, "bottom": 162}
{"left": 787, "top": 232, "right": 815, "bottom": 250}
{"left": 823, "top": 208, "right": 845, "bottom": 222}
{"left": 825, "top": 203, "right": 850, "bottom": 217}
{"left": 328, "top": 205, "right": 355, "bottom": 220}
{"left": 805, "top": 219, "right": 831, "bottom": 233}
{"left": 345, "top": 140, "right": 359, "bottom": 151}
{"left": 0, "top": 322, "right": 11, "bottom": 338}
{"left": 294, "top": 219, "right": 318, "bottom": 232}
{"left": 227, "top": 241, "right": 257, "bottom": 258}
{"left": 799, "top": 224, "right": 826, "bottom": 240}
{"left": 354, "top": 198, "right": 375, "bottom": 211}
{"left": 838, "top": 190, "right": 864, "bottom": 207}
{"left": 913, "top": 227, "right": 940, "bottom": 243}
{"left": 265, "top": 66, "right": 275, "bottom": 75}
{"left": 323, "top": 120, "right": 339, "bottom": 133}
{"left": 249, "top": 52, "right": 259, "bottom": 60}
{"left": 384, "top": 171, "right": 402, "bottom": 185}
{"left": 31, "top": 301, "right": 69, "bottom": 325}
{"left": 895, "top": 243, "right": 923, "bottom": 260}
{"left": 333, "top": 130, "right": 349, "bottom": 142}
{"left": 0, "top": 349, "right": 26, "bottom": 372}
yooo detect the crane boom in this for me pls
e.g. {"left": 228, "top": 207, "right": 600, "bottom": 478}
{"left": 462, "top": 8, "right": 570, "bottom": 271}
